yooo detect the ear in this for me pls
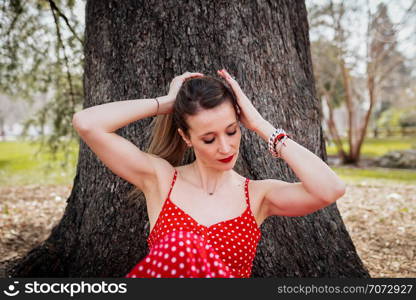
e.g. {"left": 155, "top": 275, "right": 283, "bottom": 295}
{"left": 177, "top": 128, "right": 191, "bottom": 145}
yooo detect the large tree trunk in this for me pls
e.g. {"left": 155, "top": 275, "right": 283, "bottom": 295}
{"left": 9, "top": 0, "right": 369, "bottom": 277}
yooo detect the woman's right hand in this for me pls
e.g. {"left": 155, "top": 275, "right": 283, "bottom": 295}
{"left": 163, "top": 72, "right": 204, "bottom": 114}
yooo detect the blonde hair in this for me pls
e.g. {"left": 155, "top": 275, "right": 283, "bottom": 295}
{"left": 147, "top": 114, "right": 189, "bottom": 167}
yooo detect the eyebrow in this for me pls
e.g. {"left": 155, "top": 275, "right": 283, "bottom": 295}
{"left": 199, "top": 122, "right": 237, "bottom": 137}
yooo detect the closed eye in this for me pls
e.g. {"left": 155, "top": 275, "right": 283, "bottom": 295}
{"left": 204, "top": 130, "right": 237, "bottom": 144}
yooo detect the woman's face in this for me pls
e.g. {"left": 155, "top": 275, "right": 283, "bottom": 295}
{"left": 178, "top": 101, "right": 241, "bottom": 170}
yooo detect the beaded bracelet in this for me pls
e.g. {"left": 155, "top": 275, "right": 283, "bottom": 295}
{"left": 268, "top": 128, "right": 290, "bottom": 158}
{"left": 274, "top": 135, "right": 289, "bottom": 158}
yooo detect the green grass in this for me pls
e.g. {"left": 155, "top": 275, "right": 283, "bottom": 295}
{"left": 326, "top": 137, "right": 416, "bottom": 158}
{"left": 332, "top": 166, "right": 416, "bottom": 185}
{"left": 327, "top": 137, "right": 416, "bottom": 185}
{"left": 1, "top": 137, "right": 415, "bottom": 186}
{"left": 0, "top": 140, "right": 78, "bottom": 186}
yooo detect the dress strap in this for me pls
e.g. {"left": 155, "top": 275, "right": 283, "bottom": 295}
{"left": 167, "top": 169, "right": 178, "bottom": 199}
{"left": 244, "top": 178, "right": 250, "bottom": 206}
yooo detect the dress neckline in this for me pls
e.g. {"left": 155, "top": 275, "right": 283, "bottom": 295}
{"left": 166, "top": 196, "right": 250, "bottom": 230}
{"left": 147, "top": 169, "right": 259, "bottom": 241}
{"left": 166, "top": 168, "right": 251, "bottom": 229}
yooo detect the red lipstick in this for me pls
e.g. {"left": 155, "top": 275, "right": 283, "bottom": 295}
{"left": 218, "top": 154, "right": 234, "bottom": 163}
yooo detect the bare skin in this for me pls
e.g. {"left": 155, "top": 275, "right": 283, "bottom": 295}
{"left": 72, "top": 70, "right": 346, "bottom": 237}
{"left": 144, "top": 161, "right": 269, "bottom": 234}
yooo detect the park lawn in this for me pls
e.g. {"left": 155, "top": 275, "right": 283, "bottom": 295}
{"left": 332, "top": 166, "right": 416, "bottom": 185}
{"left": 0, "top": 140, "right": 78, "bottom": 186}
{"left": 1, "top": 138, "right": 416, "bottom": 186}
{"left": 326, "top": 137, "right": 416, "bottom": 158}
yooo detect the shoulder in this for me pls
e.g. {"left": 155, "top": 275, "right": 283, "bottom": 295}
{"left": 229, "top": 177, "right": 277, "bottom": 225}
{"left": 246, "top": 178, "right": 272, "bottom": 195}
{"left": 247, "top": 178, "right": 289, "bottom": 219}
{"left": 231, "top": 172, "right": 271, "bottom": 197}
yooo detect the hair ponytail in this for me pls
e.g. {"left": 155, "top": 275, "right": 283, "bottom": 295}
{"left": 146, "top": 113, "right": 188, "bottom": 167}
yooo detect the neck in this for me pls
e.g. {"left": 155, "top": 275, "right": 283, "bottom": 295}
{"left": 191, "top": 161, "right": 233, "bottom": 195}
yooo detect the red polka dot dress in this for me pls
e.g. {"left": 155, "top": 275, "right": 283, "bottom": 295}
{"left": 125, "top": 169, "right": 262, "bottom": 278}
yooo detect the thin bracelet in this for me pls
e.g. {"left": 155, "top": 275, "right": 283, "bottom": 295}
{"left": 154, "top": 97, "right": 159, "bottom": 116}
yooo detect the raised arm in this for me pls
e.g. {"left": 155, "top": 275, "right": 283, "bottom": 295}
{"left": 72, "top": 71, "right": 204, "bottom": 192}
{"left": 254, "top": 120, "right": 346, "bottom": 217}
{"left": 72, "top": 95, "right": 173, "bottom": 192}
{"left": 217, "top": 68, "right": 345, "bottom": 217}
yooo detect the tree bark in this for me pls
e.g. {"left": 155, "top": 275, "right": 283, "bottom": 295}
{"left": 9, "top": 0, "right": 369, "bottom": 278}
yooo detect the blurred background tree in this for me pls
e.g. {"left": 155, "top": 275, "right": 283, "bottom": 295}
{"left": 308, "top": 0, "right": 416, "bottom": 164}
{"left": 2, "top": 0, "right": 414, "bottom": 169}
{"left": 0, "top": 0, "right": 84, "bottom": 165}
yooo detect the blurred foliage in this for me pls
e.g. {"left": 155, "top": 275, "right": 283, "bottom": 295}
{"left": 399, "top": 110, "right": 416, "bottom": 128}
{"left": 376, "top": 106, "right": 416, "bottom": 130}
{"left": 311, "top": 38, "right": 346, "bottom": 109}
{"left": 376, "top": 107, "right": 406, "bottom": 129}
{"left": 0, "top": 0, "right": 84, "bottom": 168}
{"left": 308, "top": 0, "right": 415, "bottom": 165}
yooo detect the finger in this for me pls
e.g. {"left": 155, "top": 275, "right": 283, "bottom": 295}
{"left": 219, "top": 71, "right": 244, "bottom": 97}
{"left": 218, "top": 69, "right": 239, "bottom": 88}
{"left": 218, "top": 69, "right": 232, "bottom": 79}
{"left": 184, "top": 72, "right": 204, "bottom": 78}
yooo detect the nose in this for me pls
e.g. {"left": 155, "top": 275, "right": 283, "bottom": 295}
{"left": 218, "top": 136, "right": 232, "bottom": 154}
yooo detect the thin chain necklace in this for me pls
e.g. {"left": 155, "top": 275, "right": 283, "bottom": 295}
{"left": 192, "top": 163, "right": 223, "bottom": 196}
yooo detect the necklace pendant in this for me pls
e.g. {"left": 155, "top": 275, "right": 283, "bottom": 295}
{"left": 209, "top": 192, "right": 213, "bottom": 195}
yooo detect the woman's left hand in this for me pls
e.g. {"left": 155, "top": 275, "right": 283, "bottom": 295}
{"left": 217, "top": 69, "right": 264, "bottom": 131}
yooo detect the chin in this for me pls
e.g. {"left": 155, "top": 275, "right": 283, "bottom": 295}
{"left": 217, "top": 157, "right": 237, "bottom": 169}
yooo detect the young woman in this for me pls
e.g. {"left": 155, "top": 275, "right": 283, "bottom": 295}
{"left": 72, "top": 69, "right": 346, "bottom": 278}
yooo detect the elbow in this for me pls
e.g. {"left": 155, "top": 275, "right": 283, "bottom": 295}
{"left": 72, "top": 112, "right": 91, "bottom": 134}
{"left": 323, "top": 180, "right": 346, "bottom": 204}
{"left": 336, "top": 180, "right": 347, "bottom": 198}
